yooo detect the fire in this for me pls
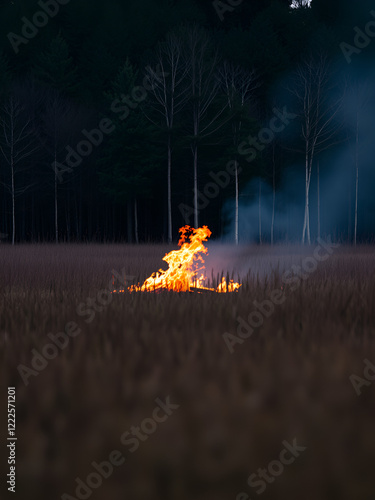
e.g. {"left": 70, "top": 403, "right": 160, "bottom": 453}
{"left": 124, "top": 225, "right": 240, "bottom": 293}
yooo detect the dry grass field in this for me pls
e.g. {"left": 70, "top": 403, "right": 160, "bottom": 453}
{"left": 1, "top": 243, "right": 375, "bottom": 500}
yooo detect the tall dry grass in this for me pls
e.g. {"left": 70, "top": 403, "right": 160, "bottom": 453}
{"left": 0, "top": 243, "right": 375, "bottom": 500}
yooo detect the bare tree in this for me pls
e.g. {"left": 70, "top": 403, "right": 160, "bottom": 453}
{"left": 288, "top": 54, "right": 344, "bottom": 244}
{"left": 181, "top": 25, "right": 227, "bottom": 228}
{"left": 0, "top": 95, "right": 38, "bottom": 244}
{"left": 144, "top": 32, "right": 189, "bottom": 243}
{"left": 218, "top": 62, "right": 258, "bottom": 244}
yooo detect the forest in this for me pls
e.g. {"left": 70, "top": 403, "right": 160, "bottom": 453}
{"left": 0, "top": 0, "right": 374, "bottom": 244}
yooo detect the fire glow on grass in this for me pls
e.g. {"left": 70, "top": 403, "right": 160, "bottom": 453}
{"left": 113, "top": 225, "right": 241, "bottom": 293}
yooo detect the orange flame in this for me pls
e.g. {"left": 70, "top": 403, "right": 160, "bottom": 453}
{"left": 126, "top": 225, "right": 241, "bottom": 293}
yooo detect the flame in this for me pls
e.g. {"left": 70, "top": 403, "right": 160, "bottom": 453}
{"left": 126, "top": 225, "right": 241, "bottom": 293}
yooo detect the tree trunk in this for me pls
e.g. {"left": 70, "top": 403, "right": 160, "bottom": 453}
{"left": 11, "top": 147, "right": 15, "bottom": 246}
{"left": 354, "top": 110, "right": 359, "bottom": 246}
{"left": 134, "top": 197, "right": 139, "bottom": 244}
{"left": 271, "top": 146, "right": 275, "bottom": 246}
{"left": 302, "top": 150, "right": 311, "bottom": 245}
{"left": 74, "top": 197, "right": 79, "bottom": 240}
{"left": 65, "top": 199, "right": 70, "bottom": 243}
{"left": 21, "top": 194, "right": 26, "bottom": 240}
{"left": 193, "top": 144, "right": 198, "bottom": 228}
{"left": 127, "top": 199, "right": 133, "bottom": 243}
{"left": 302, "top": 184, "right": 311, "bottom": 244}
{"left": 167, "top": 134, "right": 172, "bottom": 242}
{"left": 54, "top": 152, "right": 58, "bottom": 244}
{"left": 31, "top": 193, "right": 35, "bottom": 241}
{"left": 79, "top": 176, "right": 83, "bottom": 241}
{"left": 348, "top": 189, "right": 351, "bottom": 242}
{"left": 258, "top": 179, "right": 262, "bottom": 245}
{"left": 235, "top": 161, "right": 239, "bottom": 245}
{"left": 112, "top": 203, "right": 116, "bottom": 241}
{"left": 317, "top": 160, "right": 320, "bottom": 240}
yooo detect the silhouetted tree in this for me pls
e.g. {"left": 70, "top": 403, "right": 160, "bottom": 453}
{"left": 144, "top": 31, "right": 189, "bottom": 242}
{"left": 218, "top": 62, "right": 258, "bottom": 244}
{"left": 0, "top": 94, "right": 38, "bottom": 244}
{"left": 180, "top": 25, "right": 226, "bottom": 228}
{"left": 287, "top": 54, "right": 344, "bottom": 244}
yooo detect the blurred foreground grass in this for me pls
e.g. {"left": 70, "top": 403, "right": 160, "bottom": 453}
{"left": 0, "top": 243, "right": 374, "bottom": 500}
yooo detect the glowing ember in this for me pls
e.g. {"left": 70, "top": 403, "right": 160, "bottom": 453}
{"left": 116, "top": 225, "right": 241, "bottom": 293}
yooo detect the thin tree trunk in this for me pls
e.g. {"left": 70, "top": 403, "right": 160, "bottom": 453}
{"left": 317, "top": 160, "right": 320, "bottom": 240}
{"left": 79, "top": 175, "right": 83, "bottom": 241}
{"left": 134, "top": 197, "right": 139, "bottom": 244}
{"left": 31, "top": 193, "right": 35, "bottom": 241}
{"left": 167, "top": 134, "right": 172, "bottom": 243}
{"left": 193, "top": 144, "right": 198, "bottom": 228}
{"left": 11, "top": 152, "right": 15, "bottom": 245}
{"left": 307, "top": 194, "right": 311, "bottom": 244}
{"left": 354, "top": 110, "right": 359, "bottom": 246}
{"left": 348, "top": 189, "right": 351, "bottom": 242}
{"left": 74, "top": 197, "right": 79, "bottom": 240}
{"left": 22, "top": 192, "right": 26, "bottom": 240}
{"left": 302, "top": 149, "right": 311, "bottom": 244}
{"left": 235, "top": 161, "right": 239, "bottom": 245}
{"left": 271, "top": 146, "right": 275, "bottom": 246}
{"left": 258, "top": 179, "right": 262, "bottom": 245}
{"left": 112, "top": 203, "right": 116, "bottom": 241}
{"left": 54, "top": 152, "right": 58, "bottom": 244}
{"left": 127, "top": 199, "right": 133, "bottom": 243}
{"left": 1, "top": 183, "right": 6, "bottom": 240}
{"left": 302, "top": 155, "right": 307, "bottom": 244}
{"left": 66, "top": 191, "right": 70, "bottom": 242}
{"left": 9, "top": 106, "right": 15, "bottom": 245}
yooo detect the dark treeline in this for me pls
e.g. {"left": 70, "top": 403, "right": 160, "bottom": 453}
{"left": 0, "top": 0, "right": 374, "bottom": 244}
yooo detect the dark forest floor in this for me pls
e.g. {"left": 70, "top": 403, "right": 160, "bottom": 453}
{"left": 1, "top": 243, "right": 375, "bottom": 500}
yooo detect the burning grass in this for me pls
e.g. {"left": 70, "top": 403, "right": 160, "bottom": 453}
{"left": 124, "top": 225, "right": 241, "bottom": 293}
{"left": 0, "top": 243, "right": 375, "bottom": 500}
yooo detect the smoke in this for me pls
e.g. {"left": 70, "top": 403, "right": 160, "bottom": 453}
{"left": 221, "top": 65, "right": 375, "bottom": 244}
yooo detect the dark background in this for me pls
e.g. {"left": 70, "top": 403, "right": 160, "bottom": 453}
{"left": 0, "top": 0, "right": 374, "bottom": 243}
